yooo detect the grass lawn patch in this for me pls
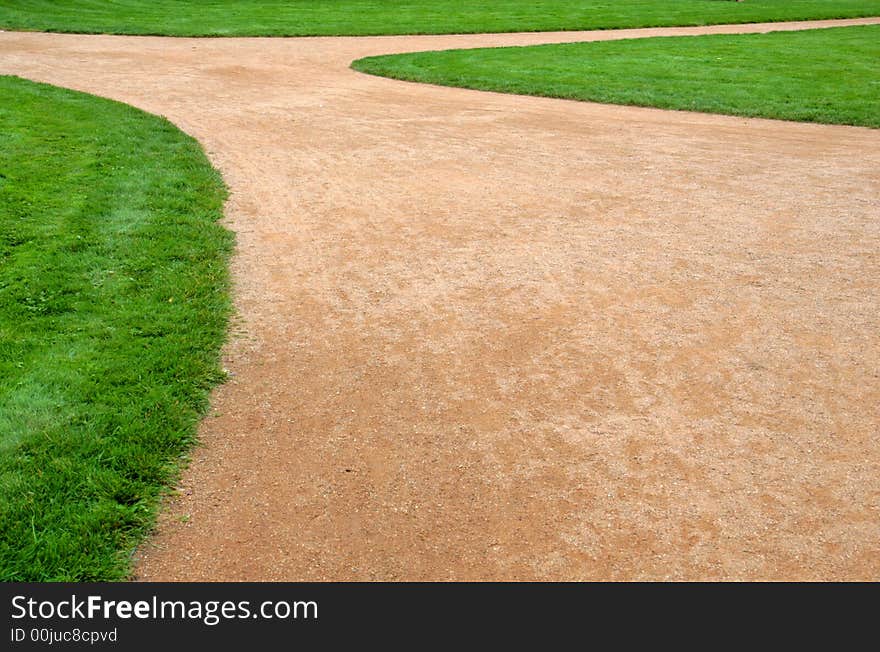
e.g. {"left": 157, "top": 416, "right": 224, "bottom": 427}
{"left": 0, "top": 76, "right": 233, "bottom": 580}
{"left": 353, "top": 25, "right": 880, "bottom": 128}
{"left": 0, "top": 1, "right": 879, "bottom": 36}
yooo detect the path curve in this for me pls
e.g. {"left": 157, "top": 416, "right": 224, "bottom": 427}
{"left": 1, "top": 18, "right": 879, "bottom": 580}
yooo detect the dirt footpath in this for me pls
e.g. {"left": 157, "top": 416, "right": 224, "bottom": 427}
{"left": 1, "top": 18, "right": 878, "bottom": 580}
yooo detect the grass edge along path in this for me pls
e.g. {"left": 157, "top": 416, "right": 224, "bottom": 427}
{"left": 0, "top": 76, "right": 233, "bottom": 581}
{"left": 352, "top": 24, "right": 880, "bottom": 128}
{"left": 0, "top": 0, "right": 880, "bottom": 36}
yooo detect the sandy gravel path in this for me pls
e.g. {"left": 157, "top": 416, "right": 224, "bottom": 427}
{"left": 1, "top": 18, "right": 878, "bottom": 580}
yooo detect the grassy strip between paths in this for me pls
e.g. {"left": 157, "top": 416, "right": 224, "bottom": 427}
{"left": 0, "top": 76, "right": 233, "bottom": 580}
{"left": 353, "top": 24, "right": 880, "bottom": 128}
{"left": 0, "top": 0, "right": 879, "bottom": 36}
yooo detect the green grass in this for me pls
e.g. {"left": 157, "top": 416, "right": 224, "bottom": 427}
{"left": 0, "top": 1, "right": 879, "bottom": 36}
{"left": 0, "top": 76, "right": 233, "bottom": 580}
{"left": 353, "top": 25, "right": 880, "bottom": 128}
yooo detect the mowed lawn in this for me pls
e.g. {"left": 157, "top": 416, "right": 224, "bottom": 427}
{"left": 0, "top": 0, "right": 879, "bottom": 36}
{"left": 0, "top": 77, "right": 232, "bottom": 580}
{"left": 354, "top": 25, "right": 880, "bottom": 128}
